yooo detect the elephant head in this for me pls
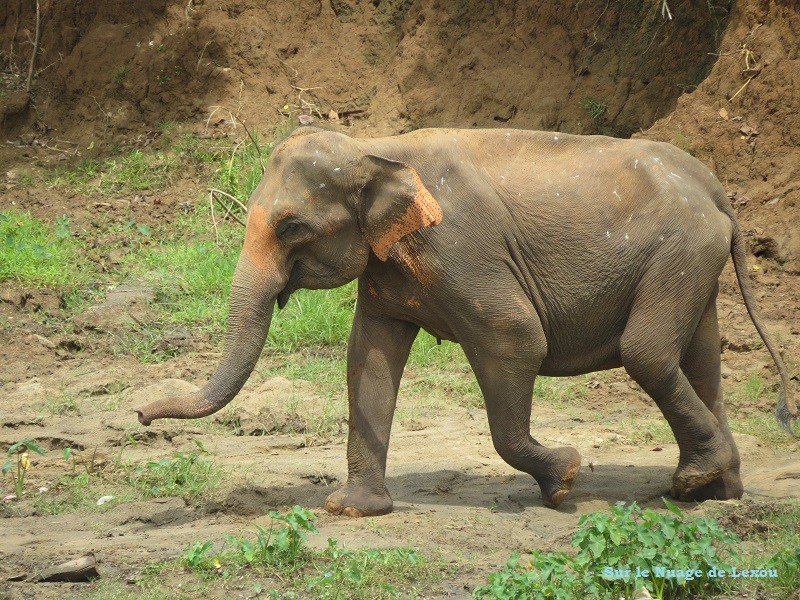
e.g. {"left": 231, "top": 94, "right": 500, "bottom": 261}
{"left": 136, "top": 128, "right": 442, "bottom": 425}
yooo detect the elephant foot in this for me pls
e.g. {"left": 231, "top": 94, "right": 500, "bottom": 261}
{"left": 670, "top": 442, "right": 735, "bottom": 501}
{"left": 673, "top": 465, "right": 743, "bottom": 502}
{"left": 324, "top": 483, "right": 393, "bottom": 517}
{"left": 538, "top": 446, "right": 582, "bottom": 509}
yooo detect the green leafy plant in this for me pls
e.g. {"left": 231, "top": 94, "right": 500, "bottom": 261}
{"left": 474, "top": 550, "right": 590, "bottom": 600}
{"left": 763, "top": 546, "right": 800, "bottom": 595}
{"left": 580, "top": 96, "right": 609, "bottom": 120}
{"left": 182, "top": 541, "right": 216, "bottom": 572}
{"left": 226, "top": 505, "right": 318, "bottom": 568}
{"left": 3, "top": 439, "right": 47, "bottom": 498}
{"left": 474, "top": 500, "right": 739, "bottom": 600}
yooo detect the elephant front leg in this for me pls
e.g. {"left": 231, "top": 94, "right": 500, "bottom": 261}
{"left": 324, "top": 307, "right": 419, "bottom": 517}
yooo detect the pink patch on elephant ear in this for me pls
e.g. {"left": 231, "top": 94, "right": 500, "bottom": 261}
{"left": 372, "top": 168, "right": 443, "bottom": 261}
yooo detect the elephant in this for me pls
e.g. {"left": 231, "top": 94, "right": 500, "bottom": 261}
{"left": 136, "top": 126, "right": 797, "bottom": 516}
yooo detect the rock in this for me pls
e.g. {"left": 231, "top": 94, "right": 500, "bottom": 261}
{"left": 72, "top": 299, "right": 156, "bottom": 333}
{"left": 213, "top": 376, "right": 314, "bottom": 436}
{"left": 72, "top": 282, "right": 157, "bottom": 333}
{"left": 720, "top": 364, "right": 733, "bottom": 379}
{"left": 30, "top": 334, "right": 57, "bottom": 349}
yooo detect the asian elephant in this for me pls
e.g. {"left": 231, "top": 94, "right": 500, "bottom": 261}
{"left": 136, "top": 126, "right": 796, "bottom": 516}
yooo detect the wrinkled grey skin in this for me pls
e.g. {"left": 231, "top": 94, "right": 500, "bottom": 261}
{"left": 137, "top": 127, "right": 797, "bottom": 516}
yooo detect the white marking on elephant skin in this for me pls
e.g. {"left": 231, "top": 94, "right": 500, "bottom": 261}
{"left": 553, "top": 136, "right": 559, "bottom": 141}
{"left": 625, "top": 233, "right": 630, "bottom": 240}
{"left": 319, "top": 183, "right": 326, "bottom": 188}
{"left": 613, "top": 190, "right": 621, "bottom": 201}
{"left": 273, "top": 197, "right": 278, "bottom": 205}
{"left": 683, "top": 196, "right": 689, "bottom": 204}
{"left": 334, "top": 167, "right": 341, "bottom": 172}
{"left": 605, "top": 231, "right": 611, "bottom": 238}
{"left": 626, "top": 213, "right": 633, "bottom": 223}
{"left": 441, "top": 177, "right": 445, "bottom": 185}
{"left": 634, "top": 159, "right": 639, "bottom": 169}
{"left": 555, "top": 192, "right": 559, "bottom": 196}
{"left": 681, "top": 271, "right": 685, "bottom": 276}
{"left": 669, "top": 172, "right": 682, "bottom": 179}
{"left": 313, "top": 160, "right": 317, "bottom": 166}
{"left": 659, "top": 235, "right": 665, "bottom": 241}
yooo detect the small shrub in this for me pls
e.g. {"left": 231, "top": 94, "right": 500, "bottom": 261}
{"left": 3, "top": 439, "right": 47, "bottom": 499}
{"left": 226, "top": 505, "right": 318, "bottom": 568}
{"left": 474, "top": 500, "right": 740, "bottom": 600}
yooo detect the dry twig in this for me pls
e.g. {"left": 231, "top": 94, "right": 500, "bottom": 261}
{"left": 209, "top": 188, "right": 247, "bottom": 228}
{"left": 25, "top": 0, "right": 41, "bottom": 92}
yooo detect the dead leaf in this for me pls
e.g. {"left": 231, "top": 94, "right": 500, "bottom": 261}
{"left": 719, "top": 107, "right": 729, "bottom": 121}
{"left": 327, "top": 109, "right": 339, "bottom": 121}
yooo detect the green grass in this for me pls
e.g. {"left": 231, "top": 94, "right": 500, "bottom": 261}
{"left": 137, "top": 506, "right": 448, "bottom": 599}
{"left": 0, "top": 210, "right": 92, "bottom": 287}
{"left": 123, "top": 441, "right": 221, "bottom": 500}
{"left": 709, "top": 500, "right": 800, "bottom": 599}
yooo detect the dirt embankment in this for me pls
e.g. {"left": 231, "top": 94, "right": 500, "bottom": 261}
{"left": 4, "top": 1, "right": 800, "bottom": 271}
{"left": 3, "top": 1, "right": 725, "bottom": 140}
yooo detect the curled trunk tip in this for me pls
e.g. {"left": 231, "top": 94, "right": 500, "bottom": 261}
{"left": 135, "top": 392, "right": 225, "bottom": 427}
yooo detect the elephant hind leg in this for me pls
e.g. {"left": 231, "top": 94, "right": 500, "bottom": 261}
{"left": 620, "top": 275, "right": 734, "bottom": 500}
{"left": 679, "top": 289, "right": 743, "bottom": 500}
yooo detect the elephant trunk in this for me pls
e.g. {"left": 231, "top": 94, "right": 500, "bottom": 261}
{"left": 136, "top": 258, "right": 277, "bottom": 426}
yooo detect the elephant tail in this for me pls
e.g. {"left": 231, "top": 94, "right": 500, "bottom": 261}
{"left": 723, "top": 201, "right": 797, "bottom": 433}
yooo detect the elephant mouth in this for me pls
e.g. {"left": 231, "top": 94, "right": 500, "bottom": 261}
{"left": 277, "top": 264, "right": 300, "bottom": 309}
{"left": 277, "top": 284, "right": 294, "bottom": 309}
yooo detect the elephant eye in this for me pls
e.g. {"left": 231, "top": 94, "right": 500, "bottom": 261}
{"left": 276, "top": 218, "right": 308, "bottom": 239}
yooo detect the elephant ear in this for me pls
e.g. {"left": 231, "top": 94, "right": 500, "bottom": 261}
{"left": 359, "top": 155, "right": 443, "bottom": 261}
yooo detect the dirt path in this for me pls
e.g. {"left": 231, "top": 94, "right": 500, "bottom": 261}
{"left": 1, "top": 327, "right": 798, "bottom": 597}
